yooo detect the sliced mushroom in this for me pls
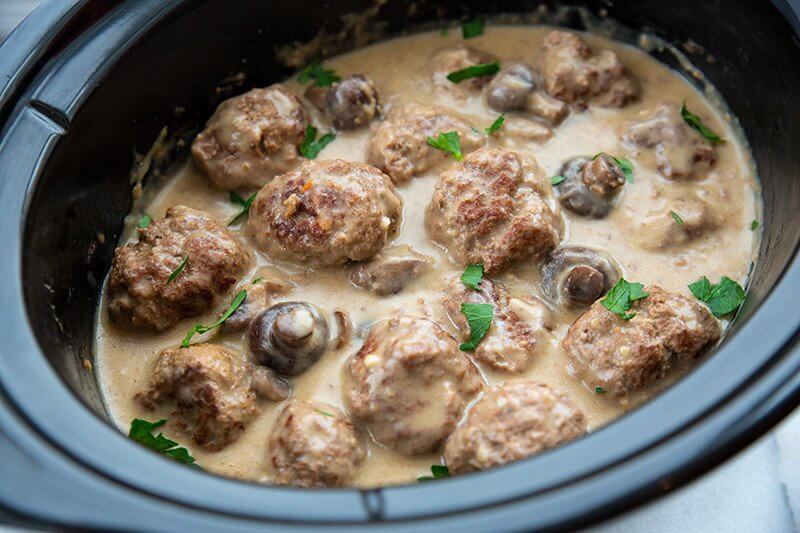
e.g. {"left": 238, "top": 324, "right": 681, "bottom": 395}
{"left": 220, "top": 270, "right": 294, "bottom": 333}
{"left": 541, "top": 247, "right": 622, "bottom": 307}
{"left": 348, "top": 245, "right": 433, "bottom": 296}
{"left": 486, "top": 62, "right": 537, "bottom": 112}
{"left": 325, "top": 74, "right": 380, "bottom": 130}
{"left": 553, "top": 156, "right": 624, "bottom": 218}
{"left": 252, "top": 366, "right": 292, "bottom": 401}
{"left": 249, "top": 302, "right": 329, "bottom": 375}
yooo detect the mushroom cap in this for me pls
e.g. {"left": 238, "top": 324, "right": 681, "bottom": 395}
{"left": 554, "top": 156, "right": 619, "bottom": 218}
{"left": 541, "top": 246, "right": 622, "bottom": 307}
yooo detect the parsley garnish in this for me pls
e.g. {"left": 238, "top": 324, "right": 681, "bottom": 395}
{"left": 485, "top": 113, "right": 506, "bottom": 135}
{"left": 426, "top": 131, "right": 463, "bottom": 160}
{"left": 669, "top": 210, "right": 684, "bottom": 226}
{"left": 446, "top": 61, "right": 500, "bottom": 84}
{"left": 128, "top": 419, "right": 198, "bottom": 466}
{"left": 299, "top": 125, "right": 335, "bottom": 159}
{"left": 316, "top": 409, "right": 335, "bottom": 417}
{"left": 688, "top": 276, "right": 745, "bottom": 317}
{"left": 182, "top": 290, "right": 247, "bottom": 347}
{"left": 440, "top": 28, "right": 449, "bottom": 37}
{"left": 595, "top": 386, "right": 607, "bottom": 394}
{"left": 418, "top": 464, "right": 451, "bottom": 482}
{"left": 461, "top": 264, "right": 484, "bottom": 290}
{"left": 297, "top": 62, "right": 340, "bottom": 87}
{"left": 551, "top": 175, "right": 566, "bottom": 186}
{"left": 228, "top": 191, "right": 257, "bottom": 226}
{"left": 459, "top": 302, "right": 493, "bottom": 351}
{"left": 137, "top": 214, "right": 152, "bottom": 229}
{"left": 462, "top": 19, "right": 484, "bottom": 39}
{"left": 166, "top": 255, "right": 188, "bottom": 285}
{"left": 252, "top": 277, "right": 263, "bottom": 284}
{"left": 601, "top": 278, "right": 649, "bottom": 320}
{"left": 751, "top": 220, "right": 759, "bottom": 231}
{"left": 594, "top": 153, "right": 634, "bottom": 183}
{"left": 681, "top": 101, "right": 724, "bottom": 145}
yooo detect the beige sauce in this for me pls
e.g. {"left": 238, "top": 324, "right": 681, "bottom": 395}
{"left": 95, "top": 26, "right": 759, "bottom": 487}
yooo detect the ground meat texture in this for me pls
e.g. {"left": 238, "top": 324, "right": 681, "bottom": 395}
{"left": 324, "top": 74, "right": 380, "bottom": 130}
{"left": 191, "top": 85, "right": 309, "bottom": 190}
{"left": 624, "top": 196, "right": 722, "bottom": 251}
{"left": 623, "top": 102, "right": 718, "bottom": 180}
{"left": 267, "top": 400, "right": 365, "bottom": 487}
{"left": 444, "top": 381, "right": 587, "bottom": 474}
{"left": 443, "top": 277, "right": 553, "bottom": 373}
{"left": 343, "top": 315, "right": 482, "bottom": 455}
{"left": 562, "top": 286, "right": 721, "bottom": 397}
{"left": 108, "top": 205, "right": 250, "bottom": 332}
{"left": 135, "top": 343, "right": 259, "bottom": 451}
{"left": 430, "top": 45, "right": 498, "bottom": 93}
{"left": 425, "top": 147, "right": 561, "bottom": 274}
{"left": 247, "top": 159, "right": 402, "bottom": 266}
{"left": 366, "top": 102, "right": 484, "bottom": 183}
{"left": 540, "top": 30, "right": 638, "bottom": 108}
{"left": 349, "top": 245, "right": 433, "bottom": 296}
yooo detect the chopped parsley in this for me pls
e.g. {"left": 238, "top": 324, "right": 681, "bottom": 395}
{"left": 688, "top": 276, "right": 745, "bottom": 317}
{"left": 551, "top": 175, "right": 566, "bottom": 186}
{"left": 418, "top": 464, "right": 451, "bottom": 482}
{"left": 440, "top": 28, "right": 450, "bottom": 37}
{"left": 595, "top": 153, "right": 634, "bottom": 183}
{"left": 459, "top": 302, "right": 493, "bottom": 351}
{"left": 316, "top": 409, "right": 335, "bottom": 417}
{"left": 461, "top": 264, "right": 484, "bottom": 290}
{"left": 595, "top": 386, "right": 607, "bottom": 394}
{"left": 297, "top": 62, "right": 340, "bottom": 87}
{"left": 601, "top": 278, "right": 649, "bottom": 320}
{"left": 485, "top": 113, "right": 506, "bottom": 135}
{"left": 669, "top": 210, "right": 684, "bottom": 226}
{"left": 252, "top": 277, "right": 263, "bottom": 284}
{"left": 166, "top": 255, "right": 189, "bottom": 285}
{"left": 299, "top": 125, "right": 335, "bottom": 159}
{"left": 137, "top": 214, "right": 152, "bottom": 229}
{"left": 128, "top": 419, "right": 198, "bottom": 466}
{"left": 182, "top": 290, "right": 247, "bottom": 347}
{"left": 462, "top": 19, "right": 484, "bottom": 39}
{"left": 681, "top": 101, "right": 724, "bottom": 144}
{"left": 446, "top": 61, "right": 500, "bottom": 84}
{"left": 751, "top": 220, "right": 759, "bottom": 231}
{"left": 426, "top": 130, "right": 463, "bottom": 160}
{"left": 228, "top": 191, "right": 257, "bottom": 226}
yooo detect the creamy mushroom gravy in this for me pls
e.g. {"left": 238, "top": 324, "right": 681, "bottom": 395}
{"left": 95, "top": 25, "right": 759, "bottom": 487}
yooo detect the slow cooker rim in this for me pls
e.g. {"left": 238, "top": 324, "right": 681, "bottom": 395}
{"left": 1, "top": 0, "right": 800, "bottom": 529}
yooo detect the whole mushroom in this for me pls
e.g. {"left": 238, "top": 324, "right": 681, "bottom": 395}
{"left": 553, "top": 155, "right": 625, "bottom": 218}
{"left": 541, "top": 247, "right": 622, "bottom": 307}
{"left": 249, "top": 302, "right": 329, "bottom": 375}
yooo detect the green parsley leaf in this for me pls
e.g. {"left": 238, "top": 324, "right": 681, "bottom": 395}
{"left": 128, "top": 419, "right": 198, "bottom": 466}
{"left": 461, "top": 264, "right": 484, "bottom": 290}
{"left": 418, "top": 464, "right": 451, "bottom": 482}
{"left": 681, "top": 101, "right": 724, "bottom": 144}
{"left": 688, "top": 276, "right": 745, "bottom": 317}
{"left": 462, "top": 19, "right": 484, "bottom": 39}
{"left": 137, "top": 214, "right": 152, "bottom": 229}
{"left": 166, "top": 255, "right": 189, "bottom": 285}
{"left": 459, "top": 302, "right": 493, "bottom": 351}
{"left": 751, "top": 220, "right": 759, "bottom": 231}
{"left": 316, "top": 409, "right": 335, "bottom": 417}
{"left": 670, "top": 210, "right": 684, "bottom": 225}
{"left": 426, "top": 130, "right": 463, "bottom": 160}
{"left": 182, "top": 290, "right": 248, "bottom": 347}
{"left": 252, "top": 277, "right": 263, "bottom": 284}
{"left": 601, "top": 278, "right": 649, "bottom": 320}
{"left": 551, "top": 175, "right": 566, "bottom": 186}
{"left": 485, "top": 113, "right": 506, "bottom": 135}
{"left": 299, "top": 125, "right": 335, "bottom": 159}
{"left": 440, "top": 28, "right": 449, "bottom": 37}
{"left": 297, "top": 62, "right": 341, "bottom": 87}
{"left": 594, "top": 153, "right": 634, "bottom": 183}
{"left": 228, "top": 191, "right": 258, "bottom": 226}
{"left": 595, "top": 386, "right": 607, "bottom": 394}
{"left": 446, "top": 61, "right": 500, "bottom": 84}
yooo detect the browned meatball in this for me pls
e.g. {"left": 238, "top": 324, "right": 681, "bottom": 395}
{"left": 444, "top": 381, "right": 587, "bottom": 474}
{"left": 562, "top": 286, "right": 721, "bottom": 397}
{"left": 343, "top": 316, "right": 482, "bottom": 455}
{"left": 624, "top": 196, "right": 722, "bottom": 251}
{"left": 349, "top": 245, "right": 433, "bottom": 296}
{"left": 623, "top": 102, "right": 718, "bottom": 179}
{"left": 366, "top": 102, "right": 484, "bottom": 183}
{"left": 247, "top": 159, "right": 402, "bottom": 266}
{"left": 135, "top": 343, "right": 260, "bottom": 450}
{"left": 267, "top": 400, "right": 365, "bottom": 487}
{"left": 426, "top": 147, "right": 561, "bottom": 273}
{"left": 540, "top": 31, "right": 638, "bottom": 107}
{"left": 430, "top": 45, "right": 498, "bottom": 93}
{"left": 324, "top": 74, "right": 380, "bottom": 130}
{"left": 108, "top": 206, "right": 250, "bottom": 332}
{"left": 443, "top": 277, "right": 554, "bottom": 373}
{"left": 191, "top": 85, "right": 309, "bottom": 190}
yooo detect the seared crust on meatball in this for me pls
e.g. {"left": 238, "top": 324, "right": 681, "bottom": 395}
{"left": 540, "top": 30, "right": 638, "bottom": 107}
{"left": 366, "top": 102, "right": 484, "bottom": 183}
{"left": 247, "top": 159, "right": 402, "bottom": 266}
{"left": 324, "top": 74, "right": 380, "bottom": 130}
{"left": 562, "top": 286, "right": 721, "bottom": 397}
{"left": 344, "top": 316, "right": 482, "bottom": 455}
{"left": 135, "top": 343, "right": 259, "bottom": 450}
{"left": 426, "top": 148, "right": 561, "bottom": 273}
{"left": 267, "top": 400, "right": 365, "bottom": 487}
{"left": 108, "top": 205, "right": 250, "bottom": 331}
{"left": 430, "top": 45, "right": 498, "bottom": 95}
{"left": 443, "top": 277, "right": 554, "bottom": 373}
{"left": 191, "top": 85, "right": 309, "bottom": 190}
{"left": 444, "top": 381, "right": 587, "bottom": 474}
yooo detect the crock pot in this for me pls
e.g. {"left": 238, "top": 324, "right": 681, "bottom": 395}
{"left": 1, "top": 0, "right": 800, "bottom": 530}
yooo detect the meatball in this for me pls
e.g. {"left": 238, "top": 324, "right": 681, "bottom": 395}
{"left": 267, "top": 400, "right": 365, "bottom": 487}
{"left": 540, "top": 30, "right": 638, "bottom": 107}
{"left": 444, "top": 381, "right": 587, "bottom": 474}
{"left": 430, "top": 45, "right": 498, "bottom": 93}
{"left": 135, "top": 343, "right": 259, "bottom": 450}
{"left": 343, "top": 316, "right": 482, "bottom": 455}
{"left": 426, "top": 147, "right": 561, "bottom": 274}
{"left": 247, "top": 159, "right": 402, "bottom": 266}
{"left": 562, "top": 286, "right": 721, "bottom": 397}
{"left": 624, "top": 196, "right": 722, "bottom": 251}
{"left": 191, "top": 85, "right": 309, "bottom": 190}
{"left": 349, "top": 245, "right": 433, "bottom": 296}
{"left": 485, "top": 62, "right": 569, "bottom": 126}
{"left": 622, "top": 102, "right": 718, "bottom": 179}
{"left": 443, "top": 277, "right": 554, "bottom": 373}
{"left": 108, "top": 205, "right": 250, "bottom": 332}
{"left": 553, "top": 156, "right": 624, "bottom": 218}
{"left": 324, "top": 74, "right": 380, "bottom": 130}
{"left": 366, "top": 103, "right": 484, "bottom": 183}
